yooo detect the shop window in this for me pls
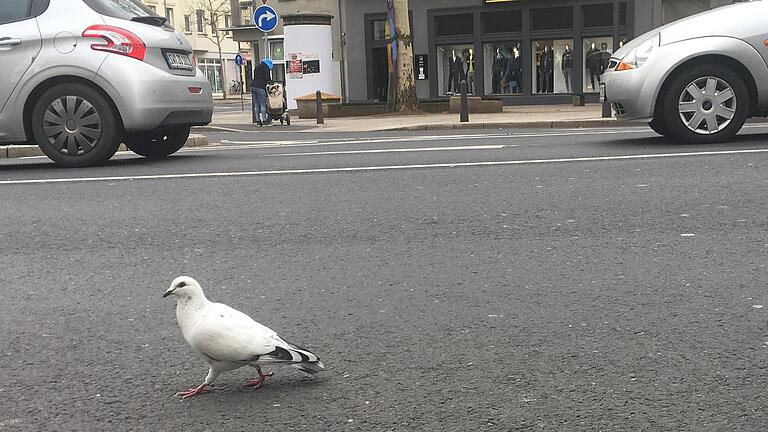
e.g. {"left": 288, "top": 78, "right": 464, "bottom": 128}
{"left": 437, "top": 44, "right": 474, "bottom": 95}
{"left": 532, "top": 39, "right": 573, "bottom": 94}
{"left": 482, "top": 10, "right": 522, "bottom": 34}
{"left": 583, "top": 37, "right": 613, "bottom": 93}
{"left": 435, "top": 14, "right": 473, "bottom": 37}
{"left": 530, "top": 7, "right": 572, "bottom": 32}
{"left": 582, "top": 4, "right": 613, "bottom": 28}
{"left": 620, "top": 2, "right": 627, "bottom": 26}
{"left": 484, "top": 42, "right": 522, "bottom": 95}
{"left": 373, "top": 20, "right": 388, "bottom": 41}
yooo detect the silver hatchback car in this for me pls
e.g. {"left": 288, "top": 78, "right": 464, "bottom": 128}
{"left": 602, "top": 1, "right": 768, "bottom": 143}
{"left": 0, "top": 0, "right": 213, "bottom": 167}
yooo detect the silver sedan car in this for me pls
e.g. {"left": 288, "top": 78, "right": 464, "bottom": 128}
{"left": 602, "top": 1, "right": 768, "bottom": 143}
{"left": 0, "top": 0, "right": 212, "bottom": 167}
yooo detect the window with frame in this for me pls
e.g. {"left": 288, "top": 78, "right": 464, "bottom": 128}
{"left": 0, "top": 0, "right": 29, "bottom": 23}
{"left": 482, "top": 10, "right": 522, "bottom": 34}
{"left": 435, "top": 14, "right": 473, "bottom": 37}
{"left": 165, "top": 7, "right": 173, "bottom": 25}
{"left": 184, "top": 14, "right": 191, "bottom": 33}
{"left": 531, "top": 7, "right": 572, "bottom": 31}
{"left": 196, "top": 10, "right": 205, "bottom": 33}
{"left": 582, "top": 4, "right": 613, "bottom": 28}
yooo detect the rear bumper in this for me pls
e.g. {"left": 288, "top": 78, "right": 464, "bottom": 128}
{"left": 94, "top": 54, "right": 213, "bottom": 132}
{"left": 159, "top": 110, "right": 212, "bottom": 127}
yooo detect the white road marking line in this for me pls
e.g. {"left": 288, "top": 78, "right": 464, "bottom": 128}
{"left": 201, "top": 129, "right": 654, "bottom": 152}
{"left": 263, "top": 145, "right": 508, "bottom": 157}
{"left": 3, "top": 148, "right": 768, "bottom": 186}
{"left": 197, "top": 125, "right": 250, "bottom": 133}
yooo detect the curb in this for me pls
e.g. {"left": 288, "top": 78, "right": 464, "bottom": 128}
{"left": 383, "top": 119, "right": 646, "bottom": 132}
{"left": 0, "top": 134, "right": 209, "bottom": 160}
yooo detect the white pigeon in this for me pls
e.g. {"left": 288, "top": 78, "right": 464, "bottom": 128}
{"left": 164, "top": 276, "right": 324, "bottom": 399}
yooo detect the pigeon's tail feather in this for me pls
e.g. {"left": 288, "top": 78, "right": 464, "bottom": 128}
{"left": 255, "top": 341, "right": 324, "bottom": 373}
{"left": 286, "top": 342, "right": 324, "bottom": 374}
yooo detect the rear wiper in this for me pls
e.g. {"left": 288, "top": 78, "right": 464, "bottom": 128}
{"left": 131, "top": 16, "right": 167, "bottom": 26}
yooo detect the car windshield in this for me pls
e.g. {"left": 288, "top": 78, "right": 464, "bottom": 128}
{"left": 83, "top": 0, "right": 163, "bottom": 21}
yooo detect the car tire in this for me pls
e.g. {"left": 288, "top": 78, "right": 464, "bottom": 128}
{"left": 124, "top": 126, "right": 190, "bottom": 158}
{"left": 31, "top": 83, "right": 122, "bottom": 167}
{"left": 661, "top": 63, "right": 748, "bottom": 144}
{"left": 648, "top": 117, "right": 670, "bottom": 136}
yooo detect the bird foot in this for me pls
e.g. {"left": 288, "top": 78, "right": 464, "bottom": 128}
{"left": 243, "top": 368, "right": 274, "bottom": 390}
{"left": 176, "top": 384, "right": 210, "bottom": 399}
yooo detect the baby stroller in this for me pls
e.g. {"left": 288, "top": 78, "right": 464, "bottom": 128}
{"left": 265, "top": 81, "right": 290, "bottom": 125}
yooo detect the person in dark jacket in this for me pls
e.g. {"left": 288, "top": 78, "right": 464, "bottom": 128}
{"left": 251, "top": 58, "right": 273, "bottom": 126}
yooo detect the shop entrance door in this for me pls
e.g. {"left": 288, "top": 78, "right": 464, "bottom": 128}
{"left": 371, "top": 47, "right": 389, "bottom": 101}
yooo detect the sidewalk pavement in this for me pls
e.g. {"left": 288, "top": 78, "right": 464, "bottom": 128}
{"left": 206, "top": 104, "right": 639, "bottom": 133}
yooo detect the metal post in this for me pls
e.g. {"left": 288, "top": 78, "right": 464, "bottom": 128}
{"left": 316, "top": 90, "right": 324, "bottom": 125}
{"left": 459, "top": 80, "right": 469, "bottom": 123}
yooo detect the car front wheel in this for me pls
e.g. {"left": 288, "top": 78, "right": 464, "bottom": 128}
{"left": 661, "top": 63, "right": 748, "bottom": 144}
{"left": 124, "top": 126, "right": 190, "bottom": 158}
{"left": 31, "top": 83, "right": 123, "bottom": 167}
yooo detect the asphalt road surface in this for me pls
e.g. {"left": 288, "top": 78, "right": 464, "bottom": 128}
{"left": 1, "top": 126, "right": 767, "bottom": 431}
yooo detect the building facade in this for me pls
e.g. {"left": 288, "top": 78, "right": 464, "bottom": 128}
{"left": 225, "top": 0, "right": 749, "bottom": 104}
{"left": 142, "top": 0, "right": 240, "bottom": 95}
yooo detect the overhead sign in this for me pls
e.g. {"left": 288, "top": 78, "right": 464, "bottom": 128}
{"left": 253, "top": 5, "right": 278, "bottom": 33}
{"left": 234, "top": 53, "right": 244, "bottom": 66}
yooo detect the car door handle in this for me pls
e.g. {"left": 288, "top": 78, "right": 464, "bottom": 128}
{"left": 0, "top": 37, "right": 22, "bottom": 47}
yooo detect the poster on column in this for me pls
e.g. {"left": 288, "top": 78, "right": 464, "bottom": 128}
{"left": 302, "top": 53, "right": 320, "bottom": 75}
{"left": 288, "top": 53, "right": 303, "bottom": 79}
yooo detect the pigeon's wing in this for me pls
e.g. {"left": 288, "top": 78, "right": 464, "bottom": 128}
{"left": 187, "top": 302, "right": 288, "bottom": 364}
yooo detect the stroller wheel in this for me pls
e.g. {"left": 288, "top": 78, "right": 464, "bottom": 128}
{"left": 280, "top": 117, "right": 284, "bottom": 125}
{"left": 286, "top": 115, "right": 291, "bottom": 126}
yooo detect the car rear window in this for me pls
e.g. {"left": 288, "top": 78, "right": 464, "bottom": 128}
{"left": 0, "top": 0, "right": 30, "bottom": 24}
{"left": 82, "top": 0, "right": 157, "bottom": 20}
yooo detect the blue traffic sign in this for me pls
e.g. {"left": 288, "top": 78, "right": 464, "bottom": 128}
{"left": 253, "top": 5, "right": 278, "bottom": 33}
{"left": 234, "top": 54, "right": 244, "bottom": 66}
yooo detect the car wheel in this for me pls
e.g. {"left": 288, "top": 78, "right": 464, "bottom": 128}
{"left": 661, "top": 63, "right": 748, "bottom": 143}
{"left": 124, "top": 126, "right": 190, "bottom": 158}
{"left": 648, "top": 117, "right": 670, "bottom": 136}
{"left": 31, "top": 83, "right": 122, "bottom": 167}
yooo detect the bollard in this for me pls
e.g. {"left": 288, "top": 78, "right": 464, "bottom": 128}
{"left": 602, "top": 100, "right": 612, "bottom": 118}
{"left": 459, "top": 80, "right": 469, "bottom": 123}
{"left": 316, "top": 90, "right": 324, "bottom": 125}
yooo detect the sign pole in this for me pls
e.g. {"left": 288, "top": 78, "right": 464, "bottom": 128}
{"left": 240, "top": 64, "right": 244, "bottom": 112}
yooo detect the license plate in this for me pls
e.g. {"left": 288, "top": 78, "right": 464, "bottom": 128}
{"left": 165, "top": 52, "right": 193, "bottom": 70}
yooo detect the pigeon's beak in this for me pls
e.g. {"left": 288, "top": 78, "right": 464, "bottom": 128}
{"left": 163, "top": 290, "right": 173, "bottom": 298}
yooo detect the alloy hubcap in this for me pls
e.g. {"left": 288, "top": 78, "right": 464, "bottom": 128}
{"left": 678, "top": 76, "right": 736, "bottom": 135}
{"left": 43, "top": 96, "right": 102, "bottom": 155}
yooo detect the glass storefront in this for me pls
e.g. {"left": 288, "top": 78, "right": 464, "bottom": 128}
{"left": 532, "top": 39, "right": 573, "bottom": 94}
{"left": 421, "top": 1, "right": 631, "bottom": 101}
{"left": 198, "top": 58, "right": 222, "bottom": 93}
{"left": 437, "top": 44, "right": 473, "bottom": 95}
{"left": 484, "top": 42, "right": 522, "bottom": 95}
{"left": 583, "top": 36, "right": 612, "bottom": 93}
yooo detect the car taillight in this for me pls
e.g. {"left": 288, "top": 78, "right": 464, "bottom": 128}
{"left": 82, "top": 25, "right": 146, "bottom": 61}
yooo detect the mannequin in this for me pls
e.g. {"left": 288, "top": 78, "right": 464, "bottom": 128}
{"left": 491, "top": 48, "right": 506, "bottom": 94}
{"left": 598, "top": 42, "right": 611, "bottom": 74}
{"left": 446, "top": 50, "right": 462, "bottom": 94}
{"left": 562, "top": 44, "right": 572, "bottom": 92}
{"left": 464, "top": 48, "right": 475, "bottom": 94}
{"left": 538, "top": 44, "right": 554, "bottom": 93}
{"left": 504, "top": 46, "right": 522, "bottom": 94}
{"left": 586, "top": 42, "right": 601, "bottom": 91}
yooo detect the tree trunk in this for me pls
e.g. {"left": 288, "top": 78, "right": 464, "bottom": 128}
{"left": 392, "top": 0, "right": 418, "bottom": 112}
{"left": 217, "top": 40, "right": 228, "bottom": 100}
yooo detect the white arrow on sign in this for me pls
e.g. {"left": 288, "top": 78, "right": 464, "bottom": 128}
{"left": 258, "top": 10, "right": 276, "bottom": 27}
